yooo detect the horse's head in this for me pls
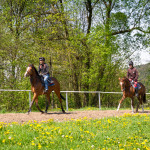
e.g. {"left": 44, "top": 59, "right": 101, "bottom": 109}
{"left": 24, "top": 64, "right": 35, "bottom": 77}
{"left": 119, "top": 77, "right": 130, "bottom": 91}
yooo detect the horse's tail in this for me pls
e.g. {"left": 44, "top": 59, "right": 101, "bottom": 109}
{"left": 60, "top": 94, "right": 65, "bottom": 101}
{"left": 143, "top": 93, "right": 146, "bottom": 103}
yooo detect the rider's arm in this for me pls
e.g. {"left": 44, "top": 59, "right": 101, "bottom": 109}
{"left": 127, "top": 69, "right": 130, "bottom": 78}
{"left": 43, "top": 64, "right": 49, "bottom": 75}
{"left": 38, "top": 65, "right": 41, "bottom": 74}
{"left": 135, "top": 68, "right": 138, "bottom": 81}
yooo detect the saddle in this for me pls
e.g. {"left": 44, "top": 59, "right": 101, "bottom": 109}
{"left": 40, "top": 76, "right": 54, "bottom": 87}
{"left": 130, "top": 81, "right": 141, "bottom": 90}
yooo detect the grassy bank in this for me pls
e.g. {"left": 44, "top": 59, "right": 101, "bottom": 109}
{"left": 0, "top": 113, "right": 149, "bottom": 150}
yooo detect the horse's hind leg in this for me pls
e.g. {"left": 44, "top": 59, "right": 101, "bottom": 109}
{"left": 141, "top": 95, "right": 144, "bottom": 113}
{"left": 136, "top": 102, "right": 139, "bottom": 113}
{"left": 45, "top": 94, "right": 51, "bottom": 113}
{"left": 35, "top": 99, "right": 44, "bottom": 114}
{"left": 137, "top": 95, "right": 144, "bottom": 113}
{"left": 136, "top": 95, "right": 140, "bottom": 112}
{"left": 142, "top": 104, "right": 144, "bottom": 113}
{"left": 54, "top": 89, "right": 65, "bottom": 113}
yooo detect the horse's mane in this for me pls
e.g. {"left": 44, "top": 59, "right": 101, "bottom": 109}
{"left": 122, "top": 77, "right": 129, "bottom": 81}
{"left": 122, "top": 77, "right": 130, "bottom": 86}
{"left": 28, "top": 64, "right": 41, "bottom": 78}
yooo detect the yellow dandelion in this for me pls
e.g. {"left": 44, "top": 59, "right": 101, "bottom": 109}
{"left": 46, "top": 132, "right": 50, "bottom": 135}
{"left": 31, "top": 141, "right": 35, "bottom": 146}
{"left": 38, "top": 143, "right": 42, "bottom": 149}
{"left": 107, "top": 119, "right": 111, "bottom": 124}
{"left": 2, "top": 139, "right": 6, "bottom": 143}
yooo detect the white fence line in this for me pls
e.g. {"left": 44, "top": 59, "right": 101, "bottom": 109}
{"left": 0, "top": 89, "right": 150, "bottom": 111}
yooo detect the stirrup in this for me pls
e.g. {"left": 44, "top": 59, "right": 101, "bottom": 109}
{"left": 43, "top": 89, "right": 48, "bottom": 94}
{"left": 50, "top": 80, "right": 54, "bottom": 83}
{"left": 48, "top": 79, "right": 54, "bottom": 83}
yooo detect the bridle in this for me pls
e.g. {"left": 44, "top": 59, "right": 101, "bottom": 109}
{"left": 120, "top": 79, "right": 131, "bottom": 92}
{"left": 25, "top": 67, "right": 32, "bottom": 77}
{"left": 120, "top": 81, "right": 126, "bottom": 92}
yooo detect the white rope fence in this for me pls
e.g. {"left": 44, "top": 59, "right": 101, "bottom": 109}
{"left": 0, "top": 89, "right": 150, "bottom": 111}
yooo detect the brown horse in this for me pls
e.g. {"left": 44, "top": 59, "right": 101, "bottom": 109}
{"left": 117, "top": 77, "right": 146, "bottom": 113}
{"left": 24, "top": 64, "right": 65, "bottom": 114}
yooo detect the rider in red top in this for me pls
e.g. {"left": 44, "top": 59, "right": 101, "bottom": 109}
{"left": 127, "top": 61, "right": 138, "bottom": 96}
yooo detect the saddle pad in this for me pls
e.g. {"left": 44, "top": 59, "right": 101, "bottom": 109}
{"left": 131, "top": 82, "right": 141, "bottom": 89}
{"left": 40, "top": 76, "right": 54, "bottom": 87}
{"left": 47, "top": 77, "right": 54, "bottom": 86}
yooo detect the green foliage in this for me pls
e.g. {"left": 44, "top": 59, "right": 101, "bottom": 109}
{"left": 0, "top": 0, "right": 150, "bottom": 111}
{"left": 137, "top": 63, "right": 150, "bottom": 92}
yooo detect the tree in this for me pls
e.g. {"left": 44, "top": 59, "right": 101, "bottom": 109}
{"left": 0, "top": 0, "right": 149, "bottom": 111}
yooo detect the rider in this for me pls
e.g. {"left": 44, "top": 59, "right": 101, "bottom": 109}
{"left": 38, "top": 57, "right": 52, "bottom": 93}
{"left": 127, "top": 61, "right": 139, "bottom": 96}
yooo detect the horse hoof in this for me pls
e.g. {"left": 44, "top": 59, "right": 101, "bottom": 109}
{"left": 26, "top": 112, "right": 30, "bottom": 115}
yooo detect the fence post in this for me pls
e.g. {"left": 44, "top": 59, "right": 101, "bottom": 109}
{"left": 98, "top": 92, "right": 101, "bottom": 110}
{"left": 66, "top": 92, "right": 68, "bottom": 111}
{"left": 29, "top": 91, "right": 31, "bottom": 109}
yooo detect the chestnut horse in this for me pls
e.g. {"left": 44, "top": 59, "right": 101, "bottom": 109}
{"left": 117, "top": 77, "right": 146, "bottom": 113}
{"left": 24, "top": 64, "right": 65, "bottom": 114}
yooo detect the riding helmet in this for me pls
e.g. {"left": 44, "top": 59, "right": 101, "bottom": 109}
{"left": 39, "top": 57, "right": 45, "bottom": 61}
{"left": 129, "top": 61, "right": 133, "bottom": 66}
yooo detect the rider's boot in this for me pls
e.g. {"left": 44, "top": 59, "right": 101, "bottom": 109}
{"left": 43, "top": 89, "right": 48, "bottom": 94}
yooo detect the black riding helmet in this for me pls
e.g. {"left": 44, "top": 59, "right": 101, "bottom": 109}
{"left": 129, "top": 61, "right": 133, "bottom": 66}
{"left": 39, "top": 57, "right": 45, "bottom": 61}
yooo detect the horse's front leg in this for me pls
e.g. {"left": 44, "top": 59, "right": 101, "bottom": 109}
{"left": 28, "top": 100, "right": 34, "bottom": 114}
{"left": 117, "top": 96, "right": 125, "bottom": 111}
{"left": 131, "top": 97, "right": 134, "bottom": 113}
{"left": 28, "top": 93, "right": 36, "bottom": 114}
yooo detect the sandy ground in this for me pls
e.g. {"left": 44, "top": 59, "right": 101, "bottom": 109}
{"left": 0, "top": 110, "right": 150, "bottom": 124}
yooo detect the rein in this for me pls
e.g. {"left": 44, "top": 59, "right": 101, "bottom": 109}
{"left": 121, "top": 78, "right": 131, "bottom": 92}
{"left": 29, "top": 67, "right": 41, "bottom": 86}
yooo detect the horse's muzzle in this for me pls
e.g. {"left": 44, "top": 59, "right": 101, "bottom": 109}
{"left": 24, "top": 72, "right": 28, "bottom": 77}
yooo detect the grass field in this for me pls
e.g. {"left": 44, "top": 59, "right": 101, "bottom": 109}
{"left": 0, "top": 113, "right": 150, "bottom": 150}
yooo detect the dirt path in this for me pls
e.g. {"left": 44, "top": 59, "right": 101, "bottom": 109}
{"left": 0, "top": 110, "right": 150, "bottom": 124}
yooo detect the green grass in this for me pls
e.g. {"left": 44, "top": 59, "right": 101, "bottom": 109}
{"left": 0, "top": 113, "right": 150, "bottom": 150}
